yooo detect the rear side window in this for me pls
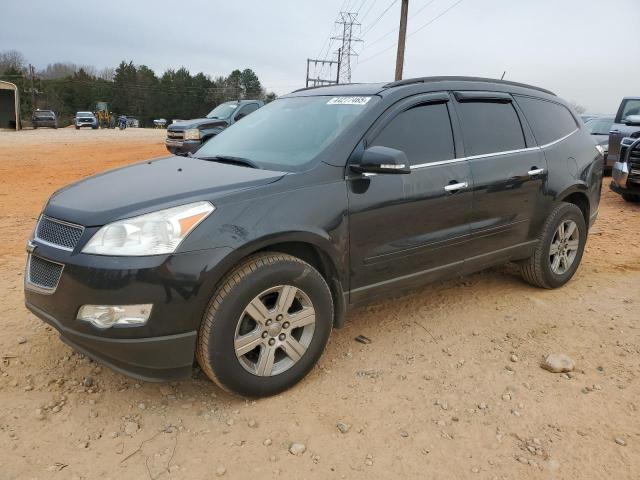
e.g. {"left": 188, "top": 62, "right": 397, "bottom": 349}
{"left": 515, "top": 96, "right": 577, "bottom": 146}
{"left": 370, "top": 102, "right": 454, "bottom": 166}
{"left": 455, "top": 101, "right": 525, "bottom": 156}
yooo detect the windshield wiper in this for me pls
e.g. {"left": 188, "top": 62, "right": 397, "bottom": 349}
{"left": 194, "top": 155, "right": 261, "bottom": 169}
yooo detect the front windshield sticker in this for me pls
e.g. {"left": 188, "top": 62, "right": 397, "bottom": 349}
{"left": 327, "top": 96, "right": 371, "bottom": 106}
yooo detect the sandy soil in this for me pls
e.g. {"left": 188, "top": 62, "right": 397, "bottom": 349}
{"left": 0, "top": 128, "right": 638, "bottom": 480}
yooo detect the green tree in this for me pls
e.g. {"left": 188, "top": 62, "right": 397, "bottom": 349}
{"left": 240, "top": 68, "right": 262, "bottom": 99}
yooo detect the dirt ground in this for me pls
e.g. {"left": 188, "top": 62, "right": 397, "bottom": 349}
{"left": 0, "top": 128, "right": 638, "bottom": 480}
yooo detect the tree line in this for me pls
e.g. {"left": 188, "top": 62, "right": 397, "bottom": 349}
{"left": 0, "top": 50, "right": 277, "bottom": 127}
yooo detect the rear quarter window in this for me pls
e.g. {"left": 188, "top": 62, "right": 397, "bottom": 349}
{"left": 514, "top": 96, "right": 578, "bottom": 146}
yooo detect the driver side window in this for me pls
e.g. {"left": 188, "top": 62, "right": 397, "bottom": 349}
{"left": 370, "top": 102, "right": 455, "bottom": 166}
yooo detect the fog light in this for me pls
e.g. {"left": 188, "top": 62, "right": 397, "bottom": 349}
{"left": 77, "top": 304, "right": 152, "bottom": 329}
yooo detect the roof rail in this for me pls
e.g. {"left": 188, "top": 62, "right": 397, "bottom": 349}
{"left": 383, "top": 76, "right": 556, "bottom": 96}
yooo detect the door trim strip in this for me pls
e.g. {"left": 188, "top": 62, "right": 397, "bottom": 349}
{"left": 409, "top": 128, "right": 579, "bottom": 171}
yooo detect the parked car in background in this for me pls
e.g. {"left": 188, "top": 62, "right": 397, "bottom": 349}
{"left": 607, "top": 97, "right": 640, "bottom": 164}
{"left": 580, "top": 114, "right": 598, "bottom": 123}
{"left": 126, "top": 116, "right": 140, "bottom": 128}
{"left": 32, "top": 109, "right": 57, "bottom": 129}
{"left": 165, "top": 100, "right": 264, "bottom": 156}
{"left": 24, "top": 77, "right": 603, "bottom": 397}
{"left": 75, "top": 111, "right": 98, "bottom": 129}
{"left": 584, "top": 116, "right": 614, "bottom": 171}
{"left": 611, "top": 124, "right": 640, "bottom": 202}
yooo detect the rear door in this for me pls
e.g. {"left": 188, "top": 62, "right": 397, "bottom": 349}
{"left": 347, "top": 93, "right": 473, "bottom": 303}
{"left": 451, "top": 91, "right": 547, "bottom": 272}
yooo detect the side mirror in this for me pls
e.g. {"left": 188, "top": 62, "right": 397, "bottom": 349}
{"left": 235, "top": 112, "right": 246, "bottom": 121}
{"left": 350, "top": 146, "right": 411, "bottom": 175}
{"left": 623, "top": 115, "right": 640, "bottom": 126}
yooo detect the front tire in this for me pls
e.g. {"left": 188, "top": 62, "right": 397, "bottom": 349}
{"left": 520, "top": 203, "right": 587, "bottom": 289}
{"left": 196, "top": 252, "right": 333, "bottom": 397}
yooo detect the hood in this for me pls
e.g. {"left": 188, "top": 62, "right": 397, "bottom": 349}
{"left": 44, "top": 156, "right": 286, "bottom": 226}
{"left": 168, "top": 118, "right": 229, "bottom": 130}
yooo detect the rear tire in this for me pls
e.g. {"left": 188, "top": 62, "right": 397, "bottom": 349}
{"left": 520, "top": 203, "right": 587, "bottom": 289}
{"left": 196, "top": 252, "right": 333, "bottom": 397}
{"left": 622, "top": 193, "right": 640, "bottom": 203}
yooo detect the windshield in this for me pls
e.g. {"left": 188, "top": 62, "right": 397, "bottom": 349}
{"left": 196, "top": 95, "right": 378, "bottom": 171}
{"left": 585, "top": 117, "right": 613, "bottom": 135}
{"left": 35, "top": 111, "right": 54, "bottom": 117}
{"left": 77, "top": 111, "right": 93, "bottom": 117}
{"left": 206, "top": 102, "right": 240, "bottom": 119}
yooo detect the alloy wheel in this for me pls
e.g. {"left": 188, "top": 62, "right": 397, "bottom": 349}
{"left": 234, "top": 285, "right": 316, "bottom": 376}
{"left": 549, "top": 219, "right": 580, "bottom": 275}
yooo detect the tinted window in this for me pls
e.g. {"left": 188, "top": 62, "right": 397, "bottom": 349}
{"left": 370, "top": 103, "right": 454, "bottom": 166}
{"left": 620, "top": 99, "right": 640, "bottom": 121}
{"left": 236, "top": 103, "right": 259, "bottom": 118}
{"left": 455, "top": 101, "right": 525, "bottom": 156}
{"left": 515, "top": 96, "right": 577, "bottom": 146}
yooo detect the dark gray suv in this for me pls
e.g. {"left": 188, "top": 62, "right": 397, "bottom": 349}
{"left": 24, "top": 77, "right": 603, "bottom": 397}
{"left": 165, "top": 100, "right": 263, "bottom": 156}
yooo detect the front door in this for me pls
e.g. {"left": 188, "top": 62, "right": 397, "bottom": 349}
{"left": 347, "top": 94, "right": 473, "bottom": 304}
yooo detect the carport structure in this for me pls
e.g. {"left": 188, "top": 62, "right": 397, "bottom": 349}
{"left": 0, "top": 80, "right": 20, "bottom": 130}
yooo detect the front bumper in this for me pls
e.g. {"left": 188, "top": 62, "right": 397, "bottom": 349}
{"left": 24, "top": 242, "right": 235, "bottom": 381}
{"left": 26, "top": 302, "right": 197, "bottom": 381}
{"left": 34, "top": 120, "right": 56, "bottom": 128}
{"left": 610, "top": 161, "right": 640, "bottom": 195}
{"left": 165, "top": 138, "right": 202, "bottom": 156}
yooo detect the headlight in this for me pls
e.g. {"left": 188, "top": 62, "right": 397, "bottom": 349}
{"left": 595, "top": 144, "right": 605, "bottom": 156}
{"left": 82, "top": 201, "right": 214, "bottom": 256}
{"left": 184, "top": 128, "right": 201, "bottom": 140}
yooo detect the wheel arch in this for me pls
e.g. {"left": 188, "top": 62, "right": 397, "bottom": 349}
{"left": 217, "top": 232, "right": 348, "bottom": 328}
{"left": 557, "top": 186, "right": 590, "bottom": 229}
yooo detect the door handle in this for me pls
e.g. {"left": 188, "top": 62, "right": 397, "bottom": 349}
{"left": 610, "top": 129, "right": 620, "bottom": 134}
{"left": 444, "top": 181, "right": 468, "bottom": 192}
{"left": 528, "top": 167, "right": 545, "bottom": 177}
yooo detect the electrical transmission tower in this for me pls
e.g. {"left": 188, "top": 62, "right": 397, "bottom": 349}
{"left": 331, "top": 12, "right": 362, "bottom": 84}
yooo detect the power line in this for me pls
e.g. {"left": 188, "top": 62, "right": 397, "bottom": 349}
{"left": 357, "top": 0, "right": 465, "bottom": 64}
{"left": 363, "top": 0, "right": 436, "bottom": 49}
{"left": 360, "top": 0, "right": 398, "bottom": 38}
{"left": 359, "top": 0, "right": 378, "bottom": 23}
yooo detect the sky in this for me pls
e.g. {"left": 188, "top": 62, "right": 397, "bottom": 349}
{"left": 1, "top": 0, "right": 638, "bottom": 113}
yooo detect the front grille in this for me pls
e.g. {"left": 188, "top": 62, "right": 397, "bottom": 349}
{"left": 27, "top": 255, "right": 64, "bottom": 292}
{"left": 35, "top": 216, "right": 84, "bottom": 250}
{"left": 627, "top": 142, "right": 640, "bottom": 179}
{"left": 167, "top": 130, "right": 184, "bottom": 140}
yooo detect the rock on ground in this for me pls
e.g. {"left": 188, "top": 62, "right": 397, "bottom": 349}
{"left": 541, "top": 353, "right": 575, "bottom": 373}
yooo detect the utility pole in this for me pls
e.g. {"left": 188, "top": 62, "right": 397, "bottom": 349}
{"left": 305, "top": 57, "right": 341, "bottom": 88}
{"left": 395, "top": 0, "right": 409, "bottom": 81}
{"left": 332, "top": 12, "right": 362, "bottom": 84}
{"left": 29, "top": 64, "right": 37, "bottom": 112}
